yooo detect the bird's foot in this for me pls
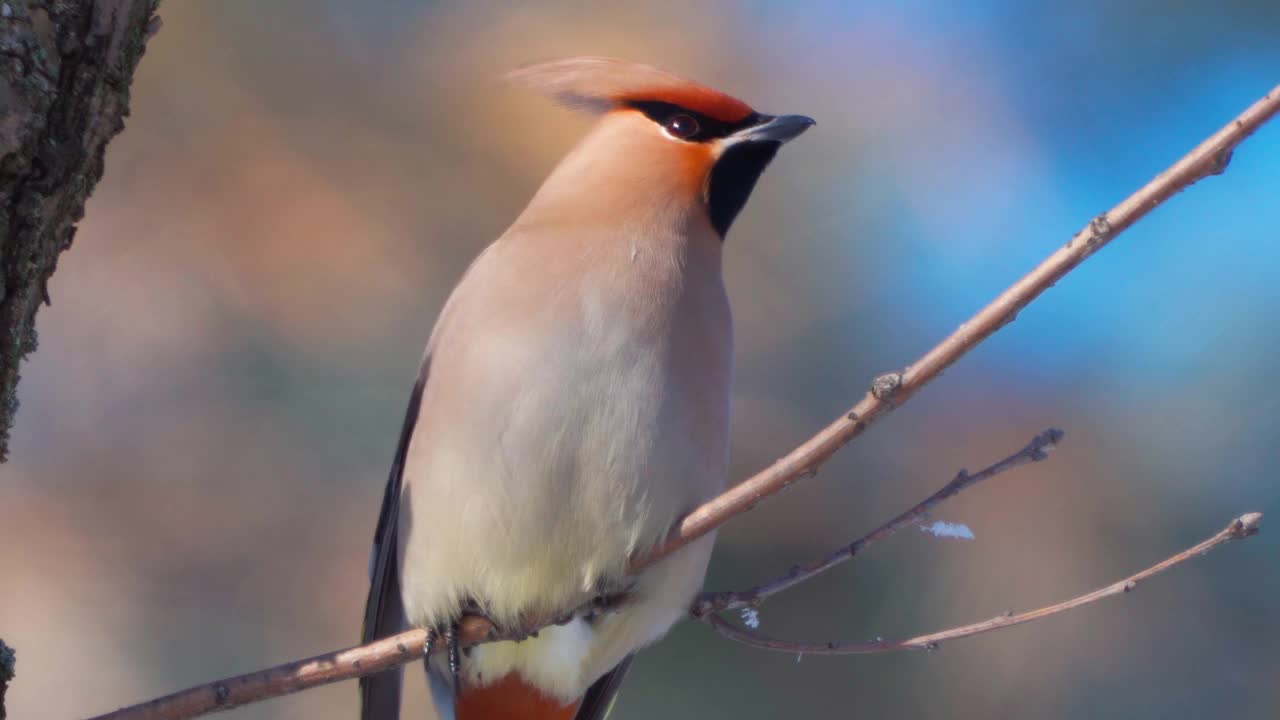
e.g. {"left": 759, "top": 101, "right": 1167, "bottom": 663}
{"left": 423, "top": 622, "right": 463, "bottom": 693}
{"left": 584, "top": 589, "right": 633, "bottom": 620}
{"left": 458, "top": 599, "right": 534, "bottom": 643}
{"left": 585, "top": 578, "right": 636, "bottom": 617}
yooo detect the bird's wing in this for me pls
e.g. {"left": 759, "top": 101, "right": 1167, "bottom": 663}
{"left": 360, "top": 357, "right": 431, "bottom": 720}
{"left": 573, "top": 655, "right": 635, "bottom": 720}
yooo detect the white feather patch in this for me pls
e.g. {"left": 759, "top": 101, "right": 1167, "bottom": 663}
{"left": 466, "top": 618, "right": 593, "bottom": 702}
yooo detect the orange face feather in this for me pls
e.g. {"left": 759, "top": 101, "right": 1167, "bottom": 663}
{"left": 508, "top": 57, "right": 761, "bottom": 215}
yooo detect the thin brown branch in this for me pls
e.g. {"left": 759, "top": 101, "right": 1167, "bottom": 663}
{"left": 87, "top": 616, "right": 499, "bottom": 720}
{"left": 88, "top": 84, "right": 1280, "bottom": 720}
{"left": 694, "top": 428, "right": 1064, "bottom": 617}
{"left": 702, "top": 512, "right": 1263, "bottom": 654}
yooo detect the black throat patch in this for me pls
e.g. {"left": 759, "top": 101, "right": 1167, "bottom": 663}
{"left": 706, "top": 141, "right": 780, "bottom": 238}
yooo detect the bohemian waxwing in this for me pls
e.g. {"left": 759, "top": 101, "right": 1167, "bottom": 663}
{"left": 361, "top": 56, "right": 814, "bottom": 720}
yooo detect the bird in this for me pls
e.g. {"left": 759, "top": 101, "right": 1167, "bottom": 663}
{"left": 360, "top": 56, "right": 813, "bottom": 720}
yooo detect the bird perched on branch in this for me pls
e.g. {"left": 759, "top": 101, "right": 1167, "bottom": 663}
{"left": 361, "top": 56, "right": 813, "bottom": 720}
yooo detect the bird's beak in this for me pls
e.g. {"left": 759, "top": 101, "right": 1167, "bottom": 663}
{"left": 728, "top": 114, "right": 816, "bottom": 145}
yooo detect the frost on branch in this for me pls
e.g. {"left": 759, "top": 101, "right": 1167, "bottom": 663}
{"left": 920, "top": 521, "right": 975, "bottom": 540}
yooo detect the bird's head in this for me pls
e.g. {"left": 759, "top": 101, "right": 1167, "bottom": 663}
{"left": 508, "top": 57, "right": 814, "bottom": 239}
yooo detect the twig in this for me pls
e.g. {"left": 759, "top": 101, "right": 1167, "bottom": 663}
{"left": 86, "top": 616, "right": 504, "bottom": 720}
{"left": 701, "top": 513, "right": 1263, "bottom": 654}
{"left": 693, "top": 428, "right": 1063, "bottom": 617}
{"left": 87, "top": 84, "right": 1280, "bottom": 720}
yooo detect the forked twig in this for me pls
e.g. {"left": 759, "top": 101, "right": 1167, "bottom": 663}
{"left": 693, "top": 428, "right": 1064, "bottom": 617}
{"left": 702, "top": 513, "right": 1263, "bottom": 654}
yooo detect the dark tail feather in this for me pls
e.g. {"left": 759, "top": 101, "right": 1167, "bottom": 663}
{"left": 424, "top": 657, "right": 459, "bottom": 720}
{"left": 361, "top": 365, "right": 429, "bottom": 719}
{"left": 360, "top": 540, "right": 407, "bottom": 720}
{"left": 574, "top": 655, "right": 635, "bottom": 720}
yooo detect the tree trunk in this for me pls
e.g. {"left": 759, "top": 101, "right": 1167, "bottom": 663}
{"left": 0, "top": 0, "right": 158, "bottom": 461}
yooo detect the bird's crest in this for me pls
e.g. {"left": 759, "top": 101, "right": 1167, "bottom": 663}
{"left": 507, "top": 56, "right": 754, "bottom": 123}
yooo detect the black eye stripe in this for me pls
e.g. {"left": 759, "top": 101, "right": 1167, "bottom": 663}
{"left": 626, "top": 100, "right": 760, "bottom": 142}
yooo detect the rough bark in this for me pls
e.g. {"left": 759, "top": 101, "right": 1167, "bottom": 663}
{"left": 0, "top": 0, "right": 159, "bottom": 461}
{"left": 0, "top": 639, "right": 12, "bottom": 719}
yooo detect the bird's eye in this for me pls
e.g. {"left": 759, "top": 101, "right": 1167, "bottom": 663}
{"left": 664, "top": 114, "right": 699, "bottom": 139}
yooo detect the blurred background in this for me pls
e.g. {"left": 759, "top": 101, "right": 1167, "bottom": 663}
{"left": 3, "top": 1, "right": 1280, "bottom": 717}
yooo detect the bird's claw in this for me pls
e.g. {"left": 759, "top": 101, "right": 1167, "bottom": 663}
{"left": 583, "top": 587, "right": 634, "bottom": 621}
{"left": 461, "top": 600, "right": 534, "bottom": 643}
{"left": 419, "top": 592, "right": 634, "bottom": 693}
{"left": 423, "top": 621, "right": 463, "bottom": 693}
{"left": 443, "top": 624, "right": 461, "bottom": 682}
